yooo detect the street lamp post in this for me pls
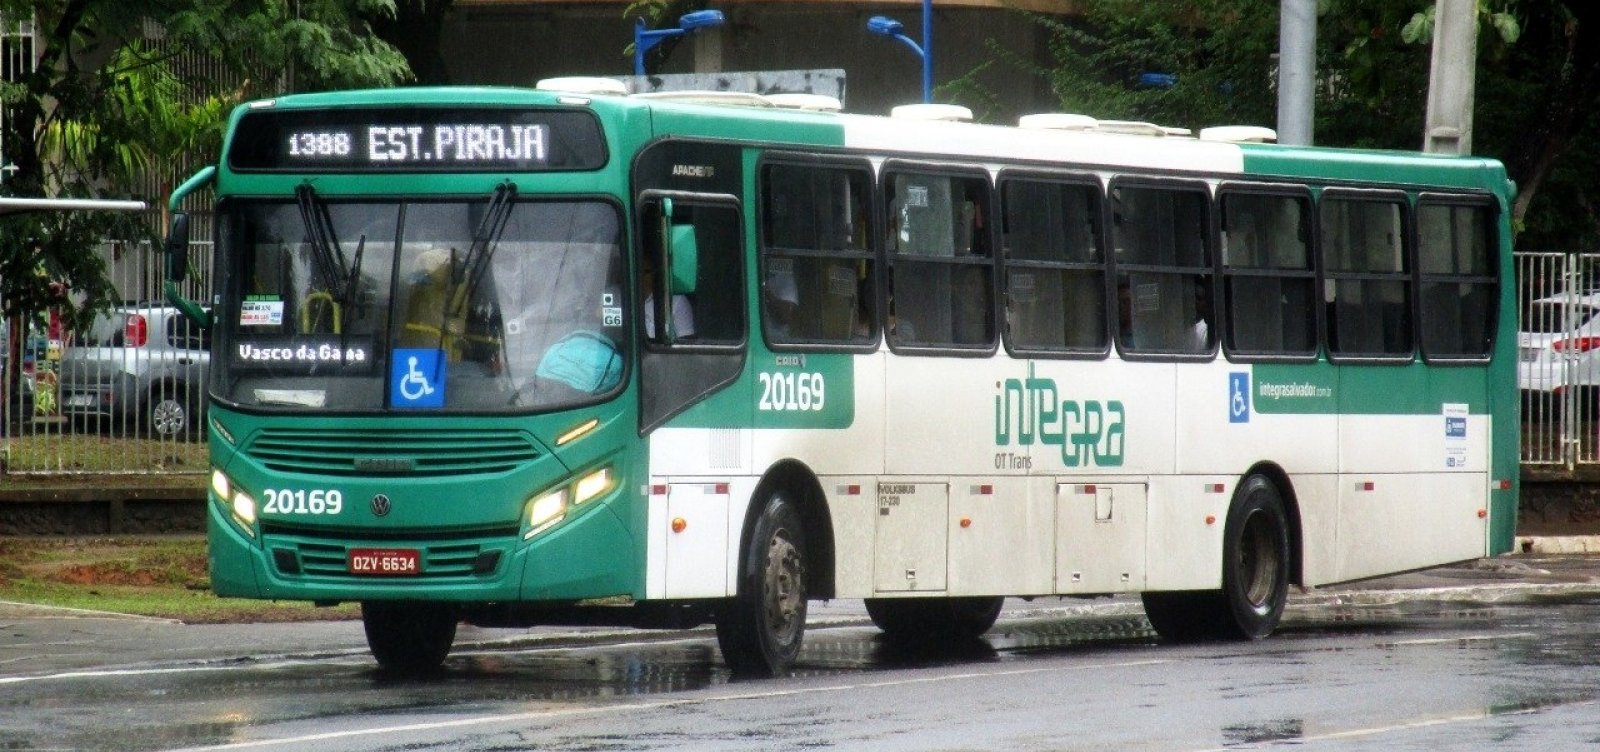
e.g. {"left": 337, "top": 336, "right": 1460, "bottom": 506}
{"left": 866, "top": 0, "right": 932, "bottom": 103}
{"left": 634, "top": 10, "right": 726, "bottom": 77}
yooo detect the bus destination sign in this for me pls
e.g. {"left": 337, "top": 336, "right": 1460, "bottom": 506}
{"left": 229, "top": 107, "right": 607, "bottom": 172}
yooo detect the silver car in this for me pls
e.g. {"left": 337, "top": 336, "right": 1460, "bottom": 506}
{"left": 60, "top": 304, "right": 210, "bottom": 437}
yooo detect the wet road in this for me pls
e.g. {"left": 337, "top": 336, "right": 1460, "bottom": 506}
{"left": 5, "top": 594, "right": 1600, "bottom": 751}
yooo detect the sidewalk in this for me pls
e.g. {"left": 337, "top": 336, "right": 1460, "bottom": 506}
{"left": 3, "top": 543, "right": 1599, "bottom": 680}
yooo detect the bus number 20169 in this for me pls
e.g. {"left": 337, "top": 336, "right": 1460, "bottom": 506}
{"left": 758, "top": 371, "right": 825, "bottom": 412}
{"left": 261, "top": 488, "right": 344, "bottom": 515}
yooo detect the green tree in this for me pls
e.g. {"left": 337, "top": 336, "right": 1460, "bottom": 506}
{"left": 0, "top": 0, "right": 414, "bottom": 328}
{"left": 954, "top": 1, "right": 1600, "bottom": 248}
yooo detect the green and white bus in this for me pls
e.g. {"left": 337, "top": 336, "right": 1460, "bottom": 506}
{"left": 166, "top": 81, "right": 1517, "bottom": 676}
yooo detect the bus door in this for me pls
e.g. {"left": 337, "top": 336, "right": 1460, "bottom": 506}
{"left": 635, "top": 190, "right": 747, "bottom": 431}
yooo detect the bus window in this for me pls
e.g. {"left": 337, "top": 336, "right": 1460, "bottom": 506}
{"left": 759, "top": 161, "right": 875, "bottom": 348}
{"left": 999, "top": 176, "right": 1106, "bottom": 354}
{"left": 1321, "top": 193, "right": 1411, "bottom": 359}
{"left": 1219, "top": 190, "right": 1317, "bottom": 359}
{"left": 1417, "top": 198, "right": 1496, "bottom": 360}
{"left": 884, "top": 169, "right": 995, "bottom": 350}
{"left": 1109, "top": 182, "right": 1212, "bottom": 355}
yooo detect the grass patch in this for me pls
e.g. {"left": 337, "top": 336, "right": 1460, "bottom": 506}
{"left": 0, "top": 535, "right": 358, "bottom": 623}
{"left": 1, "top": 428, "right": 207, "bottom": 473}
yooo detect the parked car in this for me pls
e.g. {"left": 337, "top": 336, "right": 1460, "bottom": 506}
{"left": 59, "top": 304, "right": 210, "bottom": 437}
{"left": 1519, "top": 291, "right": 1600, "bottom": 411}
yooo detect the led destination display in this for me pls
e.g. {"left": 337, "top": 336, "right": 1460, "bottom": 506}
{"left": 230, "top": 107, "right": 606, "bottom": 171}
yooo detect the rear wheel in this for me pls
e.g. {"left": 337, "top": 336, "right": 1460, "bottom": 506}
{"left": 361, "top": 601, "right": 457, "bottom": 675}
{"left": 716, "top": 492, "right": 808, "bottom": 677}
{"left": 1143, "top": 474, "right": 1290, "bottom": 642}
{"left": 865, "top": 596, "right": 1004, "bottom": 642}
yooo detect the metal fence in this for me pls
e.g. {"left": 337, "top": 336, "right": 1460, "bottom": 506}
{"left": 2, "top": 236, "right": 213, "bottom": 475}
{"left": 1516, "top": 251, "right": 1600, "bottom": 470}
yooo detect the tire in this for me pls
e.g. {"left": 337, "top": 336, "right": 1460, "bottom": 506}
{"left": 865, "top": 596, "right": 1004, "bottom": 642}
{"left": 147, "top": 382, "right": 196, "bottom": 438}
{"left": 361, "top": 601, "right": 458, "bottom": 675}
{"left": 1142, "top": 474, "right": 1290, "bottom": 642}
{"left": 716, "top": 492, "right": 808, "bottom": 677}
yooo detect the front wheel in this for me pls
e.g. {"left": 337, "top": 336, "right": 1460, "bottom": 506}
{"left": 361, "top": 601, "right": 457, "bottom": 675}
{"left": 716, "top": 492, "right": 808, "bottom": 677}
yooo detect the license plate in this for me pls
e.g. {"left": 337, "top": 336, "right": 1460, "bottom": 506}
{"left": 348, "top": 548, "right": 420, "bottom": 576}
{"left": 64, "top": 394, "right": 95, "bottom": 407}
{"left": 1521, "top": 347, "right": 1542, "bottom": 363}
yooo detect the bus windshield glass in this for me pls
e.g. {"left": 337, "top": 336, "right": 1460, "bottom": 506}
{"left": 217, "top": 196, "right": 626, "bottom": 412}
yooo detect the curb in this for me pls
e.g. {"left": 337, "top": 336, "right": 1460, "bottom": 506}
{"left": 1519, "top": 535, "right": 1600, "bottom": 554}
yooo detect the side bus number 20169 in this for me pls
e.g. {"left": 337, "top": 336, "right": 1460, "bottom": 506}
{"left": 261, "top": 489, "right": 344, "bottom": 515}
{"left": 758, "top": 371, "right": 825, "bottom": 412}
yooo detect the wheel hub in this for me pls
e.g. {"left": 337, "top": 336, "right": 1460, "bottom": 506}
{"left": 762, "top": 530, "right": 804, "bottom": 641}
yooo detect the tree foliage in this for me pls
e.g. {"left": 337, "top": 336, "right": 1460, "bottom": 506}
{"left": 0, "top": 0, "right": 414, "bottom": 326}
{"left": 953, "top": 0, "right": 1600, "bottom": 249}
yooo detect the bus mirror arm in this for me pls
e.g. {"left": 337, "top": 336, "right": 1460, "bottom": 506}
{"left": 164, "top": 166, "right": 216, "bottom": 328}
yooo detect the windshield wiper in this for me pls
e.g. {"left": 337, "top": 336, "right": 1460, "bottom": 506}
{"left": 449, "top": 181, "right": 518, "bottom": 318}
{"left": 437, "top": 181, "right": 517, "bottom": 359}
{"left": 296, "top": 183, "right": 369, "bottom": 366}
{"left": 294, "top": 184, "right": 348, "bottom": 295}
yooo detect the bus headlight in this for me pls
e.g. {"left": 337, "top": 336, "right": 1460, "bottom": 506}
{"left": 524, "top": 466, "right": 615, "bottom": 540}
{"left": 526, "top": 489, "right": 567, "bottom": 538}
{"left": 212, "top": 467, "right": 257, "bottom": 538}
{"left": 572, "top": 467, "right": 612, "bottom": 506}
{"left": 232, "top": 491, "right": 258, "bottom": 527}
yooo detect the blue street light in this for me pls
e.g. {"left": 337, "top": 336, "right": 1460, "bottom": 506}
{"left": 634, "top": 9, "right": 726, "bottom": 76}
{"left": 866, "top": 0, "right": 933, "bottom": 103}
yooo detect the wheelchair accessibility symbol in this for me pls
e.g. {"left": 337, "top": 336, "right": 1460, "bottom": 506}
{"left": 392, "top": 348, "right": 445, "bottom": 408}
{"left": 1228, "top": 372, "right": 1250, "bottom": 424}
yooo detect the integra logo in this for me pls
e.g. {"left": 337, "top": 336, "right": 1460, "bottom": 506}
{"left": 994, "top": 363, "right": 1125, "bottom": 467}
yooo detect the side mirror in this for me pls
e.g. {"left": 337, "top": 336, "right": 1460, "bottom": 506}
{"left": 165, "top": 213, "right": 191, "bottom": 283}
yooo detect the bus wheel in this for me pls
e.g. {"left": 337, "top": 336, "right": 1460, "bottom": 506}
{"left": 865, "top": 597, "right": 1004, "bottom": 642}
{"left": 1141, "top": 474, "right": 1290, "bottom": 642}
{"left": 716, "top": 492, "right": 808, "bottom": 677}
{"left": 361, "top": 601, "right": 458, "bottom": 675}
{"left": 1219, "top": 474, "right": 1291, "bottom": 639}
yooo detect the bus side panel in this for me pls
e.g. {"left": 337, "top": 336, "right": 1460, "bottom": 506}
{"left": 1335, "top": 472, "right": 1488, "bottom": 582}
{"left": 1335, "top": 411, "right": 1489, "bottom": 583}
{"left": 948, "top": 477, "right": 1053, "bottom": 596}
{"left": 823, "top": 475, "right": 879, "bottom": 598}
{"left": 1142, "top": 477, "right": 1227, "bottom": 591}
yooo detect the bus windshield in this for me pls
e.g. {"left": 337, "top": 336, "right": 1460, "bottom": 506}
{"left": 217, "top": 196, "right": 626, "bottom": 412}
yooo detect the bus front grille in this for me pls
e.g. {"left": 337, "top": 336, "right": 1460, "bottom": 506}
{"left": 246, "top": 427, "right": 539, "bottom": 477}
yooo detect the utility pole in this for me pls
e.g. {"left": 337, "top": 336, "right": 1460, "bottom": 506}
{"left": 1422, "top": 0, "right": 1479, "bottom": 154}
{"left": 1277, "top": 0, "right": 1317, "bottom": 146}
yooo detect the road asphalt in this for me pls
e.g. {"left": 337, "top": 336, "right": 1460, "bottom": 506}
{"left": 3, "top": 538, "right": 1599, "bottom": 679}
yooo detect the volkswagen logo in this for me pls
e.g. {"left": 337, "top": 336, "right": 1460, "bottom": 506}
{"left": 371, "top": 494, "right": 392, "bottom": 517}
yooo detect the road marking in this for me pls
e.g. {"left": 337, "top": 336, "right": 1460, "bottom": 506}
{"left": 171, "top": 658, "right": 1174, "bottom": 750}
{"left": 1379, "top": 631, "right": 1535, "bottom": 647}
{"left": 1184, "top": 698, "right": 1600, "bottom": 751}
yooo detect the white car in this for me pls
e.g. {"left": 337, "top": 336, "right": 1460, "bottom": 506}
{"left": 1519, "top": 292, "right": 1600, "bottom": 404}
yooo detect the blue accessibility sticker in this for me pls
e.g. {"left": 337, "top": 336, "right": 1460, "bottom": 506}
{"left": 392, "top": 348, "right": 446, "bottom": 408}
